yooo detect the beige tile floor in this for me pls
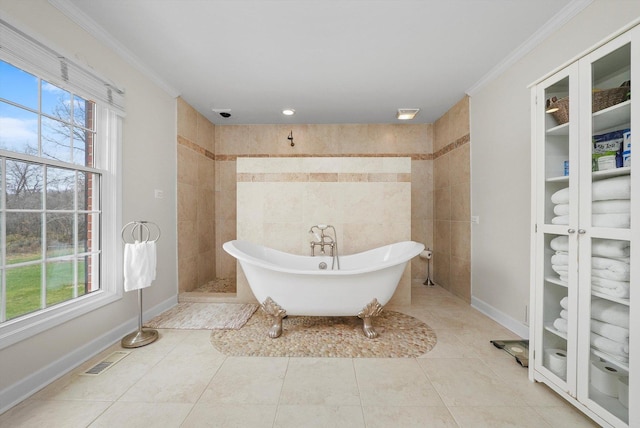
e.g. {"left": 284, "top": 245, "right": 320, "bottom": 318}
{"left": 0, "top": 283, "right": 599, "bottom": 427}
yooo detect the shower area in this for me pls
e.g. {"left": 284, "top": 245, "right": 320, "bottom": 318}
{"left": 176, "top": 96, "right": 472, "bottom": 303}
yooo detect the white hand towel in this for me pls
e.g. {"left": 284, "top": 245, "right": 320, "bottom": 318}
{"left": 550, "top": 236, "right": 569, "bottom": 252}
{"left": 551, "top": 187, "right": 570, "bottom": 204}
{"left": 592, "top": 213, "right": 630, "bottom": 228}
{"left": 551, "top": 253, "right": 569, "bottom": 266}
{"left": 590, "top": 332, "right": 629, "bottom": 357}
{"left": 591, "top": 257, "right": 630, "bottom": 274}
{"left": 592, "top": 238, "right": 630, "bottom": 258}
{"left": 554, "top": 204, "right": 570, "bottom": 216}
{"left": 551, "top": 215, "right": 570, "bottom": 225}
{"left": 552, "top": 264, "right": 569, "bottom": 275}
{"left": 560, "top": 309, "right": 568, "bottom": 320}
{"left": 592, "top": 175, "right": 631, "bottom": 201}
{"left": 592, "top": 199, "right": 631, "bottom": 214}
{"left": 124, "top": 241, "right": 157, "bottom": 292}
{"left": 560, "top": 296, "right": 568, "bottom": 310}
{"left": 592, "top": 277, "right": 630, "bottom": 299}
{"left": 553, "top": 318, "right": 568, "bottom": 333}
{"left": 592, "top": 268, "right": 629, "bottom": 282}
{"left": 591, "top": 319, "right": 629, "bottom": 344}
{"left": 591, "top": 298, "right": 629, "bottom": 328}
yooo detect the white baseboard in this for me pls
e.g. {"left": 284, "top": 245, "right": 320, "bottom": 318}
{"left": 471, "top": 296, "right": 530, "bottom": 339}
{"left": 0, "top": 295, "right": 177, "bottom": 414}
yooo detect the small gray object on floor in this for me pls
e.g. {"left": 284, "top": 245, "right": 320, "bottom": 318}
{"left": 491, "top": 339, "right": 529, "bottom": 367}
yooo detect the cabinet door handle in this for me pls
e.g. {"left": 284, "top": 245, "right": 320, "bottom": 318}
{"left": 568, "top": 228, "right": 576, "bottom": 234}
{"left": 578, "top": 229, "right": 586, "bottom": 234}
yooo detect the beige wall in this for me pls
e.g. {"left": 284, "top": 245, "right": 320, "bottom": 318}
{"left": 213, "top": 124, "right": 434, "bottom": 295}
{"left": 177, "top": 98, "right": 216, "bottom": 292}
{"left": 471, "top": 1, "right": 640, "bottom": 333}
{"left": 236, "top": 156, "right": 412, "bottom": 305}
{"left": 433, "top": 97, "right": 471, "bottom": 302}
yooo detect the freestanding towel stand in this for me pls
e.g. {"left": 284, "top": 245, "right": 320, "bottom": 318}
{"left": 121, "top": 220, "right": 161, "bottom": 348}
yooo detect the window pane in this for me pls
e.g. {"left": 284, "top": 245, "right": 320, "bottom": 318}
{"left": 42, "top": 116, "right": 72, "bottom": 163}
{"left": 6, "top": 159, "right": 43, "bottom": 209}
{"left": 46, "top": 260, "right": 76, "bottom": 307}
{"left": 0, "top": 102, "right": 39, "bottom": 154}
{"left": 0, "top": 60, "right": 38, "bottom": 110}
{"left": 79, "top": 212, "right": 99, "bottom": 253}
{"left": 47, "top": 166, "right": 75, "bottom": 210}
{"left": 6, "top": 212, "right": 42, "bottom": 263}
{"left": 6, "top": 264, "right": 42, "bottom": 320}
{"left": 73, "top": 95, "right": 95, "bottom": 130}
{"left": 77, "top": 172, "right": 99, "bottom": 211}
{"left": 47, "top": 213, "right": 74, "bottom": 258}
{"left": 73, "top": 128, "right": 94, "bottom": 167}
{"left": 78, "top": 255, "right": 96, "bottom": 294}
{"left": 41, "top": 80, "right": 71, "bottom": 120}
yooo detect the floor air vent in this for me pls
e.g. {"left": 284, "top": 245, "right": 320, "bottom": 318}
{"left": 81, "top": 351, "right": 130, "bottom": 376}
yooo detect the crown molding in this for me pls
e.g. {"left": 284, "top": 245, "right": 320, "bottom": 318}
{"left": 48, "top": 0, "right": 181, "bottom": 98}
{"left": 466, "top": 0, "right": 593, "bottom": 96}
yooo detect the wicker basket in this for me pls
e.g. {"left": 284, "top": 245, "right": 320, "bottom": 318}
{"left": 592, "top": 81, "right": 630, "bottom": 113}
{"left": 546, "top": 81, "right": 630, "bottom": 125}
{"left": 547, "top": 96, "right": 569, "bottom": 125}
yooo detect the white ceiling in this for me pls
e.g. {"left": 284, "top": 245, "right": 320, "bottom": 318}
{"left": 54, "top": 0, "right": 585, "bottom": 125}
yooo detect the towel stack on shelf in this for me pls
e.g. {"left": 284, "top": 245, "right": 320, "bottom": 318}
{"left": 550, "top": 175, "right": 631, "bottom": 228}
{"left": 553, "top": 296, "right": 569, "bottom": 333}
{"left": 590, "top": 298, "right": 630, "bottom": 363}
{"left": 549, "top": 237, "right": 630, "bottom": 299}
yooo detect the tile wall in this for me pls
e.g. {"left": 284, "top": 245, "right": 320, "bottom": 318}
{"left": 433, "top": 96, "right": 471, "bottom": 302}
{"left": 177, "top": 98, "right": 216, "bottom": 292}
{"left": 214, "top": 124, "right": 434, "bottom": 300}
{"left": 176, "top": 99, "right": 470, "bottom": 303}
{"left": 235, "top": 156, "right": 412, "bottom": 304}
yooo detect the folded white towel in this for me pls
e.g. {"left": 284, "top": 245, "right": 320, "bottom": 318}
{"left": 592, "top": 238, "right": 630, "bottom": 258}
{"left": 560, "top": 309, "right": 568, "bottom": 320}
{"left": 551, "top": 187, "right": 570, "bottom": 204}
{"left": 551, "top": 253, "right": 569, "bottom": 266}
{"left": 591, "top": 319, "right": 629, "bottom": 344}
{"left": 554, "top": 204, "right": 570, "bottom": 216}
{"left": 592, "top": 277, "right": 630, "bottom": 299}
{"left": 553, "top": 318, "right": 568, "bottom": 333}
{"left": 591, "top": 298, "right": 629, "bottom": 328}
{"left": 558, "top": 275, "right": 568, "bottom": 285}
{"left": 591, "top": 256, "right": 629, "bottom": 274}
{"left": 550, "top": 235, "right": 569, "bottom": 252}
{"left": 592, "top": 199, "right": 631, "bottom": 214}
{"left": 552, "top": 213, "right": 630, "bottom": 227}
{"left": 551, "top": 215, "right": 569, "bottom": 225}
{"left": 592, "top": 268, "right": 629, "bottom": 282}
{"left": 560, "top": 296, "right": 568, "bottom": 310}
{"left": 552, "top": 264, "right": 568, "bottom": 275}
{"left": 591, "top": 332, "right": 629, "bottom": 357}
{"left": 124, "top": 241, "right": 157, "bottom": 292}
{"left": 592, "top": 213, "right": 630, "bottom": 228}
{"left": 592, "top": 175, "right": 631, "bottom": 201}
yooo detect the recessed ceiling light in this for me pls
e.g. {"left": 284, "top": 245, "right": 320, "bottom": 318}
{"left": 397, "top": 108, "right": 420, "bottom": 120}
{"left": 282, "top": 108, "right": 295, "bottom": 116}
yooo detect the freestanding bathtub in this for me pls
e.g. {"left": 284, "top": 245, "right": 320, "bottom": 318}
{"left": 223, "top": 240, "right": 424, "bottom": 338}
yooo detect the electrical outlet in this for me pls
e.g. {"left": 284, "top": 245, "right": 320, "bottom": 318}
{"left": 471, "top": 215, "right": 480, "bottom": 224}
{"left": 154, "top": 189, "right": 164, "bottom": 199}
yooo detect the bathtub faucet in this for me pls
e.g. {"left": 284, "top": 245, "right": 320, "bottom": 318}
{"left": 309, "top": 224, "right": 340, "bottom": 269}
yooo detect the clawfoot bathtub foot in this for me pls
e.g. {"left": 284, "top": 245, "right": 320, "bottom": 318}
{"left": 358, "top": 298, "right": 384, "bottom": 339}
{"left": 261, "top": 297, "right": 286, "bottom": 339}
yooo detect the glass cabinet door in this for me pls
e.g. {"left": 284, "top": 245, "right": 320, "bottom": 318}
{"left": 534, "top": 64, "right": 580, "bottom": 391}
{"left": 577, "top": 34, "right": 633, "bottom": 426}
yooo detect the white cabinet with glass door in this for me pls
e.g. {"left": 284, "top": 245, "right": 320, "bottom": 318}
{"left": 530, "top": 23, "right": 638, "bottom": 428}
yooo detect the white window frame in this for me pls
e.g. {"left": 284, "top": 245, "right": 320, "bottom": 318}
{"left": 0, "top": 21, "right": 124, "bottom": 350}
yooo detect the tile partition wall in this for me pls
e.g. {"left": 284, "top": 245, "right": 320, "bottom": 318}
{"left": 235, "top": 157, "right": 412, "bottom": 305}
{"left": 213, "top": 124, "right": 435, "bottom": 301}
{"left": 433, "top": 96, "right": 471, "bottom": 302}
{"left": 176, "top": 98, "right": 470, "bottom": 301}
{"left": 177, "top": 98, "right": 216, "bottom": 293}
